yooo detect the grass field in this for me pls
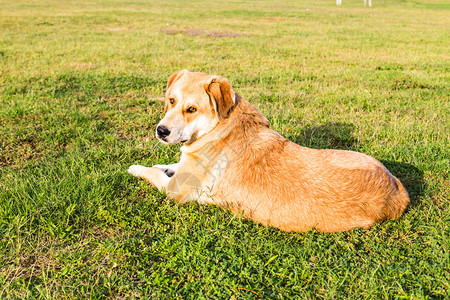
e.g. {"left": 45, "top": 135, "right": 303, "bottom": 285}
{"left": 0, "top": 0, "right": 449, "bottom": 298}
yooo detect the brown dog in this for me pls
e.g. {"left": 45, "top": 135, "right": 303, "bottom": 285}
{"left": 128, "top": 70, "right": 410, "bottom": 232}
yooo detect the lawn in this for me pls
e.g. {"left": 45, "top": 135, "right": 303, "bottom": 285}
{"left": 0, "top": 0, "right": 449, "bottom": 298}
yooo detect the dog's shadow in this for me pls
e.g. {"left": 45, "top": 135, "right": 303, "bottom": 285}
{"left": 287, "top": 122, "right": 425, "bottom": 207}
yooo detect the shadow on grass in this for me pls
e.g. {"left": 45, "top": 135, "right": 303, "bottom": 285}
{"left": 290, "top": 122, "right": 358, "bottom": 150}
{"left": 380, "top": 160, "right": 425, "bottom": 208}
{"left": 289, "top": 122, "right": 425, "bottom": 208}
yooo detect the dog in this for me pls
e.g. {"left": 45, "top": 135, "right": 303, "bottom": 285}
{"left": 128, "top": 70, "right": 410, "bottom": 232}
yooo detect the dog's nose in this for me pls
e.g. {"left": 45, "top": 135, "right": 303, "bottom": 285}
{"left": 156, "top": 125, "right": 171, "bottom": 138}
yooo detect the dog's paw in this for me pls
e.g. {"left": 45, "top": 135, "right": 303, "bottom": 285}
{"left": 152, "top": 164, "right": 176, "bottom": 177}
{"left": 163, "top": 168, "right": 175, "bottom": 177}
{"left": 127, "top": 165, "right": 148, "bottom": 178}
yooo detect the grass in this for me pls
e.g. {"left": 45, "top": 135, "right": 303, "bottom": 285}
{"left": 0, "top": 0, "right": 449, "bottom": 298}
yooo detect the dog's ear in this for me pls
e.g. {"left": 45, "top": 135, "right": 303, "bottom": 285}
{"left": 204, "top": 76, "right": 236, "bottom": 121}
{"left": 166, "top": 69, "right": 188, "bottom": 90}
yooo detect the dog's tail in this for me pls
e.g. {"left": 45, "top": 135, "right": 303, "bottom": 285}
{"left": 384, "top": 177, "right": 410, "bottom": 220}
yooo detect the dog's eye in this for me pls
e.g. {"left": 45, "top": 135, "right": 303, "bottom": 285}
{"left": 187, "top": 107, "right": 197, "bottom": 113}
{"left": 169, "top": 98, "right": 175, "bottom": 105}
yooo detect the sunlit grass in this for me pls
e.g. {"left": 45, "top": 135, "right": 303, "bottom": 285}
{"left": 0, "top": 0, "right": 449, "bottom": 298}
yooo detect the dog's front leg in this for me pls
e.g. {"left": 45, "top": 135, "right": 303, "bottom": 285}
{"left": 127, "top": 165, "right": 170, "bottom": 191}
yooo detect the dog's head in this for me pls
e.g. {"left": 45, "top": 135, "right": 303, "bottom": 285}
{"left": 156, "top": 70, "right": 238, "bottom": 144}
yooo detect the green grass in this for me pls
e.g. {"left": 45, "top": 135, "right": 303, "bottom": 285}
{"left": 0, "top": 0, "right": 449, "bottom": 298}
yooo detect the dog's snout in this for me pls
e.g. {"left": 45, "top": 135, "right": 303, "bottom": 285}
{"left": 156, "top": 125, "right": 171, "bottom": 138}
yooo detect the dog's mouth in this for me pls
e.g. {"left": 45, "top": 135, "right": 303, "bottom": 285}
{"left": 155, "top": 128, "right": 196, "bottom": 145}
{"left": 157, "top": 136, "right": 188, "bottom": 145}
{"left": 156, "top": 136, "right": 172, "bottom": 145}
{"left": 184, "top": 132, "right": 199, "bottom": 145}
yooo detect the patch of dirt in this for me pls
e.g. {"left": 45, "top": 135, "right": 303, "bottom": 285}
{"left": 104, "top": 27, "right": 127, "bottom": 31}
{"left": 160, "top": 28, "right": 245, "bottom": 38}
{"left": 0, "top": 135, "right": 67, "bottom": 167}
{"left": 391, "top": 78, "right": 432, "bottom": 90}
{"left": 160, "top": 29, "right": 184, "bottom": 35}
{"left": 0, "top": 138, "right": 39, "bottom": 167}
